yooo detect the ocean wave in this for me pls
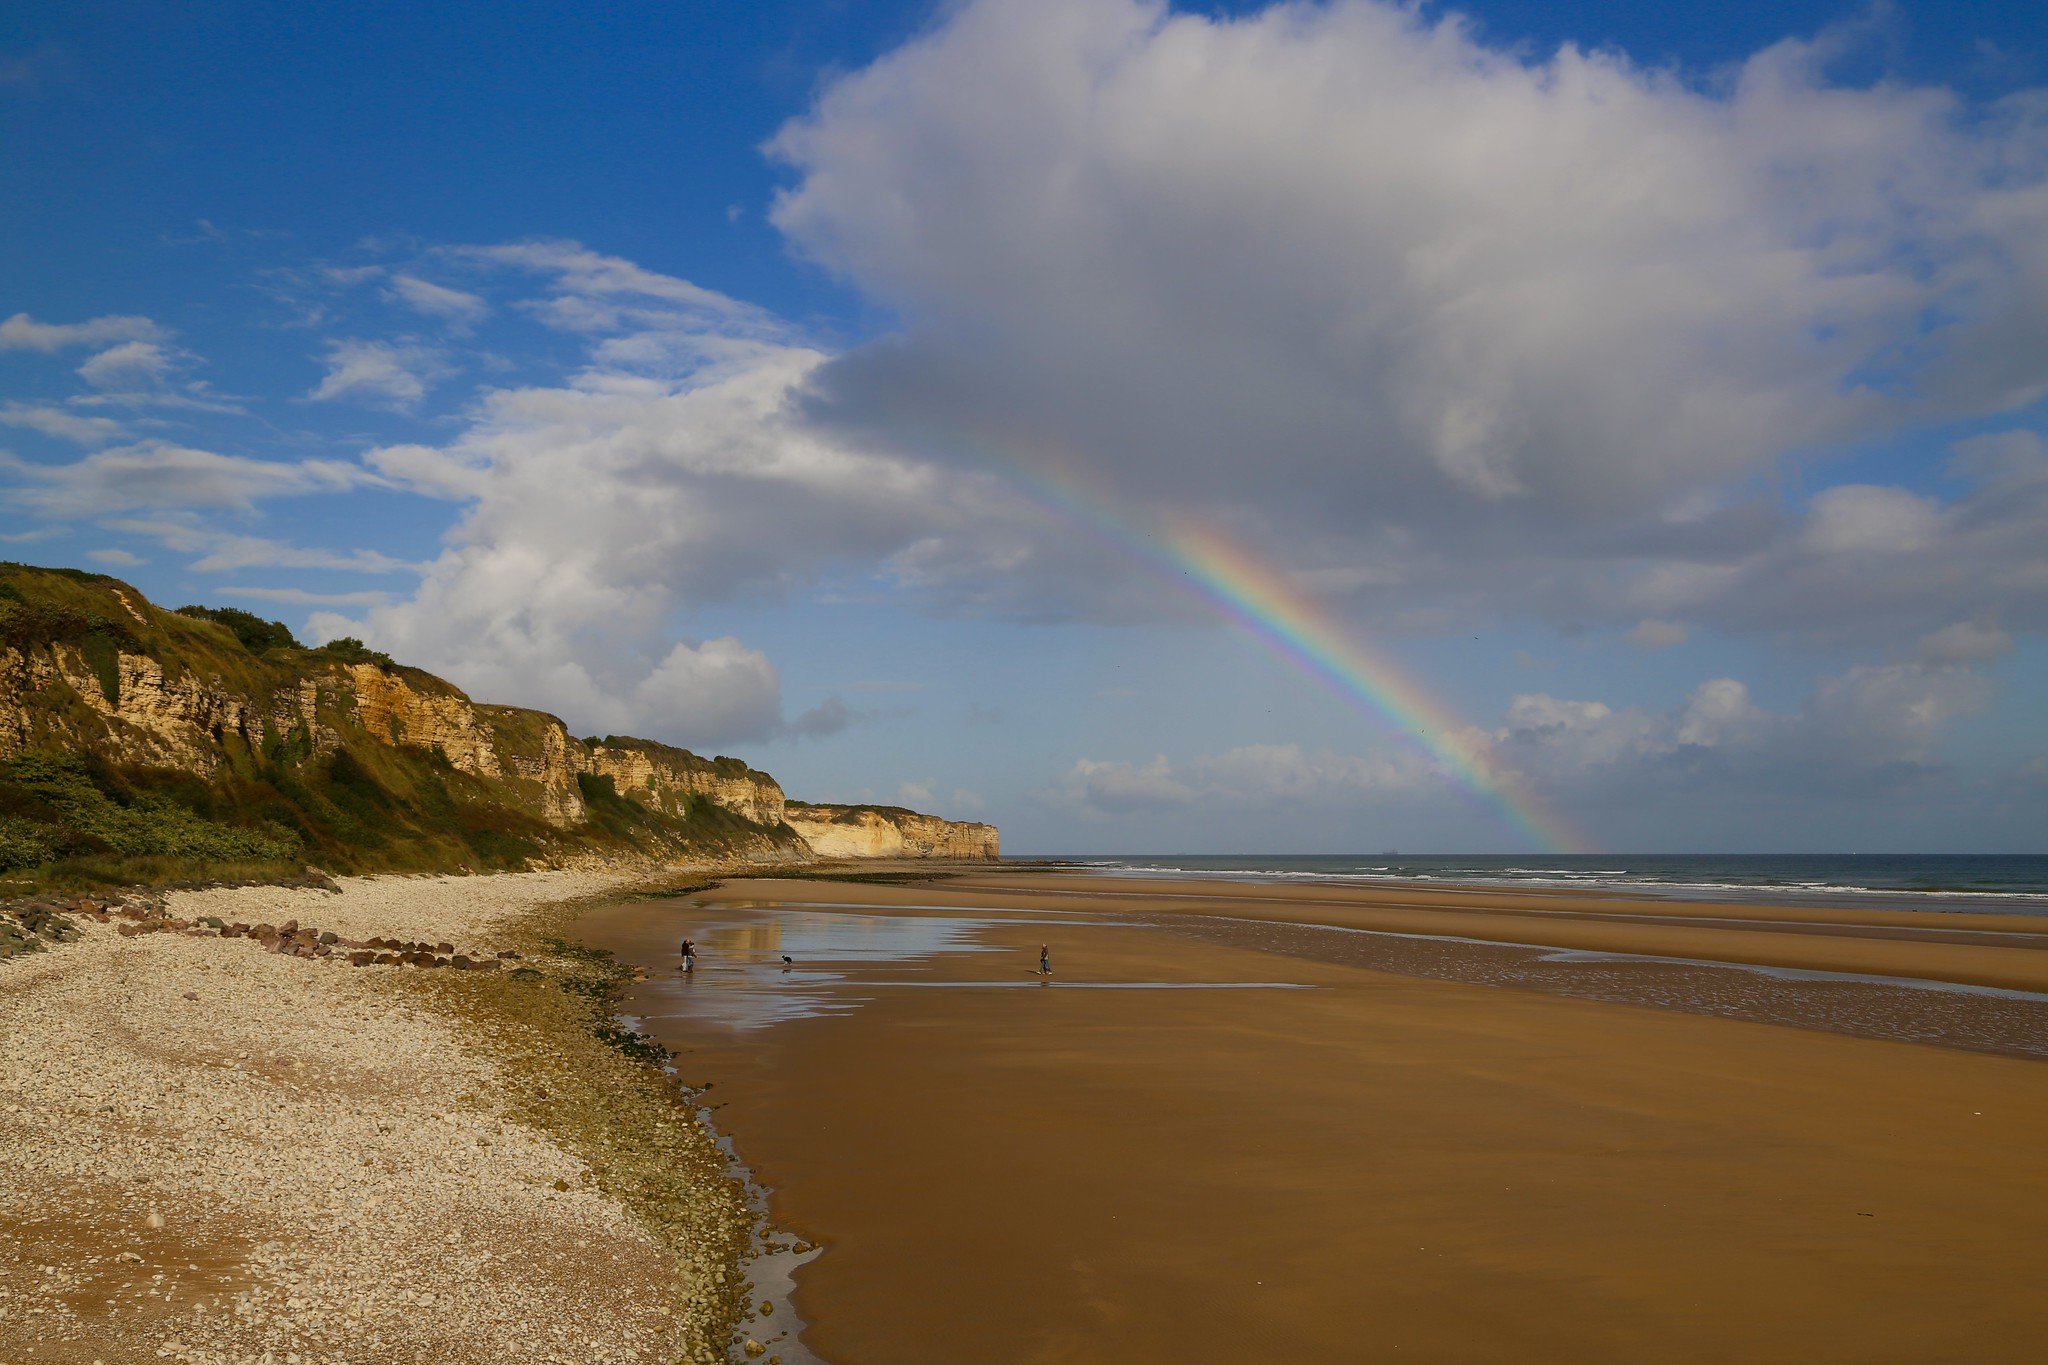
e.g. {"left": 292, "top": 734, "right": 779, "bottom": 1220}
{"left": 1073, "top": 859, "right": 2048, "bottom": 906}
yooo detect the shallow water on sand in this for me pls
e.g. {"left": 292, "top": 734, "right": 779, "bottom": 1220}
{"left": 635, "top": 902, "right": 1303, "bottom": 1031}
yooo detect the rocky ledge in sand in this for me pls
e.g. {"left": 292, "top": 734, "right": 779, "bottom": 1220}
{"left": 0, "top": 869, "right": 757, "bottom": 1365}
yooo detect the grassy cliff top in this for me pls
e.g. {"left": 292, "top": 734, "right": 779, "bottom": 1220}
{"left": 578, "top": 734, "right": 774, "bottom": 783}
{"left": 0, "top": 561, "right": 460, "bottom": 700}
{"left": 0, "top": 563, "right": 799, "bottom": 889}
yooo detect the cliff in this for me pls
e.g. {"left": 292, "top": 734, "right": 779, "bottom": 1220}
{"left": 784, "top": 803, "right": 1000, "bottom": 860}
{"left": 0, "top": 565, "right": 994, "bottom": 882}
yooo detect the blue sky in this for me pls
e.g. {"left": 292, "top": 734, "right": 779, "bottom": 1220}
{"left": 4, "top": 0, "right": 2046, "bottom": 853}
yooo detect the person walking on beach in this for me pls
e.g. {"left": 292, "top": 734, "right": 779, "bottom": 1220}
{"left": 680, "top": 937, "right": 697, "bottom": 972}
{"left": 1039, "top": 943, "right": 1052, "bottom": 977}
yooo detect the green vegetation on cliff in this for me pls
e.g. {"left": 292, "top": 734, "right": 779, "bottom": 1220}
{"left": 0, "top": 563, "right": 803, "bottom": 890}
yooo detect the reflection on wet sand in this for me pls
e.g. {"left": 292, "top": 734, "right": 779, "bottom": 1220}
{"left": 631, "top": 904, "right": 1305, "bottom": 1030}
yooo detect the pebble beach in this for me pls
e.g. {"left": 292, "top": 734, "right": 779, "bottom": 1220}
{"left": 0, "top": 870, "right": 755, "bottom": 1365}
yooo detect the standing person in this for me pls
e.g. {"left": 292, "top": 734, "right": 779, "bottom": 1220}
{"left": 1039, "top": 943, "right": 1051, "bottom": 977}
{"left": 680, "top": 937, "right": 697, "bottom": 972}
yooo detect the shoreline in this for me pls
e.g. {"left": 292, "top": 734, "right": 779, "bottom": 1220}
{"left": 0, "top": 863, "right": 778, "bottom": 1364}
{"left": 580, "top": 866, "right": 2048, "bottom": 1362}
{"left": 1035, "top": 858, "right": 2048, "bottom": 915}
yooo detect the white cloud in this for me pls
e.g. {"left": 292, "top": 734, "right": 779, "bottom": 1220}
{"left": 1061, "top": 658, "right": 2002, "bottom": 822}
{"left": 0, "top": 442, "right": 371, "bottom": 517}
{"left": 319, "top": 282, "right": 1025, "bottom": 742}
{"left": 628, "top": 637, "right": 785, "bottom": 745}
{"left": 1057, "top": 743, "right": 1437, "bottom": 814}
{"left": 386, "top": 274, "right": 489, "bottom": 328}
{"left": 0, "top": 312, "right": 162, "bottom": 352}
{"left": 1058, "top": 755, "right": 1197, "bottom": 813}
{"left": 104, "top": 518, "right": 418, "bottom": 574}
{"left": 1498, "top": 662, "right": 1994, "bottom": 789}
{"left": 1618, "top": 440, "right": 2048, "bottom": 645}
{"left": 759, "top": 0, "right": 2048, "bottom": 638}
{"left": 1916, "top": 621, "right": 2013, "bottom": 665}
{"left": 308, "top": 339, "right": 451, "bottom": 409}
{"left": 77, "top": 340, "right": 178, "bottom": 389}
{"left": 1800, "top": 485, "right": 1944, "bottom": 555}
{"left": 448, "top": 240, "right": 779, "bottom": 335}
{"left": 215, "top": 585, "right": 394, "bottom": 607}
{"left": 0, "top": 402, "right": 125, "bottom": 445}
{"left": 84, "top": 548, "right": 143, "bottom": 567}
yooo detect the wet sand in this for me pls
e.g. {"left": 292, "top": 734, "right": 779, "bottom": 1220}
{"left": 577, "top": 871, "right": 2048, "bottom": 1363}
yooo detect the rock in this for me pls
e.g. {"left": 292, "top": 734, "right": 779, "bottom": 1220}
{"left": 318, "top": 931, "right": 339, "bottom": 945}
{"left": 146, "top": 1210, "right": 164, "bottom": 1230}
{"left": 743, "top": 1339, "right": 767, "bottom": 1357}
{"left": 349, "top": 951, "right": 375, "bottom": 967}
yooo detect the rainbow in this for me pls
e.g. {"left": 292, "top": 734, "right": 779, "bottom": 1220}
{"left": 1156, "top": 519, "right": 1590, "bottom": 854}
{"left": 992, "top": 453, "right": 1590, "bottom": 853}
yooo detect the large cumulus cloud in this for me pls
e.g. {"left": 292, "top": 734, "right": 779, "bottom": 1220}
{"left": 771, "top": 0, "right": 2048, "bottom": 638}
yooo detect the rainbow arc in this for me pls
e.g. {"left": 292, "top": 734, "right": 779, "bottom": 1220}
{"left": 998, "top": 454, "right": 1589, "bottom": 853}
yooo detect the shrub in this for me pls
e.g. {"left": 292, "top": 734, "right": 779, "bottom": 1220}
{"left": 0, "top": 753, "right": 301, "bottom": 872}
{"left": 315, "top": 636, "right": 394, "bottom": 668}
{"left": 174, "top": 605, "right": 299, "bottom": 654}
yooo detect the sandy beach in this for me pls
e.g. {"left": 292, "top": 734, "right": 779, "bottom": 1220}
{"left": 579, "top": 868, "right": 2048, "bottom": 1363}
{"left": 0, "top": 869, "right": 754, "bottom": 1365}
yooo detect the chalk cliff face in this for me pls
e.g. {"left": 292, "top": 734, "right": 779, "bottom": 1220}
{"left": 0, "top": 566, "right": 994, "bottom": 872}
{"left": 578, "top": 738, "right": 787, "bottom": 828}
{"left": 784, "top": 804, "right": 1000, "bottom": 860}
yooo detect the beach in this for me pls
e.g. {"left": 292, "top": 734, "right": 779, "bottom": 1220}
{"left": 0, "top": 869, "right": 755, "bottom": 1365}
{"left": 579, "top": 868, "right": 2048, "bottom": 1363}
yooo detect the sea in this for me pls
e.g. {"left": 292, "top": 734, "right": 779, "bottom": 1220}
{"left": 1056, "top": 853, "right": 2048, "bottom": 914}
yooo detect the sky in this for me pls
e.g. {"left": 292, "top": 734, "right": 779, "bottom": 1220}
{"left": 4, "top": 0, "right": 2046, "bottom": 855}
